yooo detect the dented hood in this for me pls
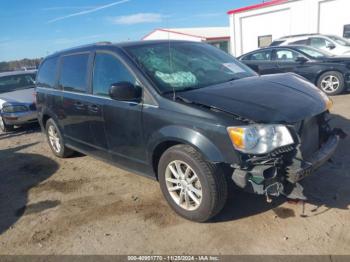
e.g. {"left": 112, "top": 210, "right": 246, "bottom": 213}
{"left": 179, "top": 74, "right": 328, "bottom": 123}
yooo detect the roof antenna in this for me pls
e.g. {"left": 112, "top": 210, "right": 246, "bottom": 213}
{"left": 166, "top": 17, "right": 176, "bottom": 101}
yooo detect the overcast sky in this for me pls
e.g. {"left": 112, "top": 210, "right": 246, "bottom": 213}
{"left": 0, "top": 0, "right": 260, "bottom": 61}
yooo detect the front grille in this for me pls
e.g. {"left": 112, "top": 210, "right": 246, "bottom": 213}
{"left": 299, "top": 116, "right": 320, "bottom": 161}
{"left": 29, "top": 103, "right": 36, "bottom": 111}
{"left": 271, "top": 145, "right": 295, "bottom": 156}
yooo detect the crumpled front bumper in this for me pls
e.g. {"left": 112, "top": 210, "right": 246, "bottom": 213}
{"left": 231, "top": 127, "right": 345, "bottom": 199}
{"left": 286, "top": 134, "right": 339, "bottom": 183}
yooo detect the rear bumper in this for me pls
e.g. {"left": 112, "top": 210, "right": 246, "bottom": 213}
{"left": 286, "top": 134, "right": 339, "bottom": 183}
{"left": 1, "top": 110, "right": 38, "bottom": 125}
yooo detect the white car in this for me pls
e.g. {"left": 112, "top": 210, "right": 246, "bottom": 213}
{"left": 271, "top": 34, "right": 350, "bottom": 56}
{"left": 0, "top": 70, "right": 37, "bottom": 132}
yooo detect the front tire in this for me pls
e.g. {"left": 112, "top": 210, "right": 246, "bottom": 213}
{"left": 317, "top": 71, "right": 345, "bottom": 95}
{"left": 45, "top": 118, "right": 73, "bottom": 158}
{"left": 158, "top": 145, "right": 228, "bottom": 222}
{"left": 0, "top": 117, "right": 14, "bottom": 133}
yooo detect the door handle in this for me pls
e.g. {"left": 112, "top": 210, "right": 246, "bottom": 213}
{"left": 88, "top": 104, "right": 99, "bottom": 113}
{"left": 74, "top": 101, "right": 85, "bottom": 110}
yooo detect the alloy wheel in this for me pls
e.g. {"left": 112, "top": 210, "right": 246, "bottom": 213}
{"left": 320, "top": 75, "right": 340, "bottom": 93}
{"left": 0, "top": 117, "right": 5, "bottom": 132}
{"left": 165, "top": 160, "right": 202, "bottom": 211}
{"left": 48, "top": 125, "right": 61, "bottom": 153}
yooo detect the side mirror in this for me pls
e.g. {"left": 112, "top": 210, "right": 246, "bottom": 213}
{"left": 295, "top": 56, "right": 308, "bottom": 63}
{"left": 327, "top": 43, "right": 336, "bottom": 50}
{"left": 109, "top": 82, "right": 142, "bottom": 102}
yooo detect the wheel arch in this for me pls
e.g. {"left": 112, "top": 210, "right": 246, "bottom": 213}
{"left": 39, "top": 108, "right": 60, "bottom": 131}
{"left": 149, "top": 126, "right": 225, "bottom": 179}
{"left": 42, "top": 114, "right": 51, "bottom": 129}
{"left": 315, "top": 69, "right": 344, "bottom": 86}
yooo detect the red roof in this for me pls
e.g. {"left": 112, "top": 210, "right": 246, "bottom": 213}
{"left": 227, "top": 0, "right": 288, "bottom": 15}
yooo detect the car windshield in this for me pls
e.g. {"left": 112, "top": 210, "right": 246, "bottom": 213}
{"left": 295, "top": 46, "right": 333, "bottom": 59}
{"left": 124, "top": 42, "right": 257, "bottom": 93}
{"left": 0, "top": 73, "right": 36, "bottom": 94}
{"left": 327, "top": 35, "right": 350, "bottom": 46}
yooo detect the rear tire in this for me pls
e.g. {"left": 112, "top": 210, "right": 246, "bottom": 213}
{"left": 317, "top": 71, "right": 345, "bottom": 95}
{"left": 158, "top": 144, "right": 228, "bottom": 222}
{"left": 0, "top": 117, "right": 14, "bottom": 133}
{"left": 45, "top": 118, "right": 74, "bottom": 158}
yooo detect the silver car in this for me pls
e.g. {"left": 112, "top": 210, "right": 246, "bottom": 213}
{"left": 0, "top": 70, "right": 37, "bottom": 132}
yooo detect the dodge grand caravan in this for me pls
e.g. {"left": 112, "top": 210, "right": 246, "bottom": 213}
{"left": 36, "top": 41, "right": 343, "bottom": 222}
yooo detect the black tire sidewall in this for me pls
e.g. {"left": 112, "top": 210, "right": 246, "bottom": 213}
{"left": 317, "top": 71, "right": 345, "bottom": 95}
{"left": 158, "top": 146, "right": 218, "bottom": 222}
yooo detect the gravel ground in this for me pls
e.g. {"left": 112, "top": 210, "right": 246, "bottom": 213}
{"left": 0, "top": 94, "right": 349, "bottom": 255}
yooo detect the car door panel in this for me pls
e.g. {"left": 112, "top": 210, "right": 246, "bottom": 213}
{"left": 273, "top": 49, "right": 322, "bottom": 84}
{"left": 59, "top": 53, "right": 92, "bottom": 147}
{"left": 241, "top": 50, "right": 279, "bottom": 75}
{"left": 59, "top": 52, "right": 109, "bottom": 157}
{"left": 245, "top": 61, "right": 280, "bottom": 75}
{"left": 91, "top": 50, "right": 147, "bottom": 168}
{"left": 103, "top": 100, "right": 146, "bottom": 164}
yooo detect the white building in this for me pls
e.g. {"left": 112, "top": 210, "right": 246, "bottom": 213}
{"left": 228, "top": 0, "right": 350, "bottom": 56}
{"left": 142, "top": 27, "right": 230, "bottom": 53}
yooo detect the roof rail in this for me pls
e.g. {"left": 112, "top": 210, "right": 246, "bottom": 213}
{"left": 49, "top": 41, "right": 114, "bottom": 56}
{"left": 281, "top": 33, "right": 318, "bottom": 38}
{"left": 95, "top": 41, "right": 112, "bottom": 45}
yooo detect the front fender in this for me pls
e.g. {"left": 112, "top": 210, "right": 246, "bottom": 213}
{"left": 148, "top": 125, "right": 225, "bottom": 163}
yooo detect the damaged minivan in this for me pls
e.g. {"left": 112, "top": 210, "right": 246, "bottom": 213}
{"left": 36, "top": 40, "right": 344, "bottom": 222}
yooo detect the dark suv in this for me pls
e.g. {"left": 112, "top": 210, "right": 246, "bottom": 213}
{"left": 36, "top": 41, "right": 342, "bottom": 222}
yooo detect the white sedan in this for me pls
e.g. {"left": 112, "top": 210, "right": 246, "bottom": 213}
{"left": 0, "top": 70, "right": 37, "bottom": 132}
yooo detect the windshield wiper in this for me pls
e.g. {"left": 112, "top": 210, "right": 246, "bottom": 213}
{"left": 162, "top": 86, "right": 200, "bottom": 95}
{"left": 225, "top": 77, "right": 240, "bottom": 82}
{"left": 162, "top": 77, "right": 241, "bottom": 95}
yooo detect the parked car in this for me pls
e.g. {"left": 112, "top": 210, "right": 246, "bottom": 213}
{"left": 36, "top": 41, "right": 342, "bottom": 222}
{"left": 270, "top": 34, "right": 350, "bottom": 56}
{"left": 238, "top": 45, "right": 350, "bottom": 95}
{"left": 0, "top": 70, "right": 37, "bottom": 132}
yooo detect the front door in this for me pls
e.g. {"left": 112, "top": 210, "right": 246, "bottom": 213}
{"left": 273, "top": 49, "right": 314, "bottom": 81}
{"left": 91, "top": 51, "right": 146, "bottom": 168}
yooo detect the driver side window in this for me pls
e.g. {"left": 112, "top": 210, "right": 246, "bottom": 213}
{"left": 93, "top": 52, "right": 136, "bottom": 97}
{"left": 274, "top": 49, "right": 301, "bottom": 61}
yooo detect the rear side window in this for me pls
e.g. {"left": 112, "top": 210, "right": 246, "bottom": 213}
{"left": 59, "top": 53, "right": 89, "bottom": 93}
{"left": 37, "top": 56, "right": 58, "bottom": 89}
{"left": 92, "top": 52, "right": 136, "bottom": 97}
{"left": 243, "top": 50, "right": 271, "bottom": 61}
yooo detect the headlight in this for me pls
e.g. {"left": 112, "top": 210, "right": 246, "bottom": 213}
{"left": 2, "top": 104, "right": 28, "bottom": 113}
{"left": 227, "top": 125, "right": 294, "bottom": 154}
{"left": 318, "top": 90, "right": 333, "bottom": 110}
